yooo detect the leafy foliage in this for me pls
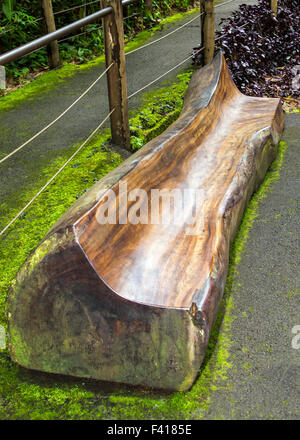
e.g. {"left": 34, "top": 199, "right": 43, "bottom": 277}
{"left": 193, "top": 0, "right": 300, "bottom": 105}
{"left": 2, "top": 0, "right": 16, "bottom": 21}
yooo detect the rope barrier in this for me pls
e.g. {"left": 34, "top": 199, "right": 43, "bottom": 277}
{"left": 125, "top": 13, "right": 203, "bottom": 56}
{"left": 0, "top": 63, "right": 113, "bottom": 165}
{"left": 58, "top": 24, "right": 103, "bottom": 43}
{"left": 0, "top": 0, "right": 248, "bottom": 236}
{"left": 0, "top": 46, "right": 204, "bottom": 236}
{"left": 215, "top": 0, "right": 238, "bottom": 9}
{"left": 0, "top": 17, "right": 43, "bottom": 35}
{"left": 125, "top": 0, "right": 246, "bottom": 57}
{"left": 128, "top": 46, "right": 204, "bottom": 99}
{"left": 58, "top": 11, "right": 140, "bottom": 43}
{"left": 0, "top": 109, "right": 114, "bottom": 237}
{"left": 215, "top": 21, "right": 248, "bottom": 42}
{"left": 128, "top": 12, "right": 245, "bottom": 100}
{"left": 0, "top": 1, "right": 103, "bottom": 35}
{"left": 53, "top": 0, "right": 102, "bottom": 17}
{"left": 0, "top": 0, "right": 105, "bottom": 35}
{"left": 0, "top": 0, "right": 243, "bottom": 51}
{"left": 124, "top": 13, "right": 140, "bottom": 21}
{"left": 8, "top": 10, "right": 201, "bottom": 57}
{"left": 0, "top": 45, "right": 204, "bottom": 235}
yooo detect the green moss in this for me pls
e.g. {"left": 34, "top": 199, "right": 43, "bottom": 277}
{"left": 0, "top": 63, "right": 289, "bottom": 419}
{"left": 0, "top": 64, "right": 81, "bottom": 113}
{"left": 9, "top": 326, "right": 32, "bottom": 367}
{"left": 285, "top": 107, "right": 300, "bottom": 114}
{"left": 129, "top": 71, "right": 193, "bottom": 150}
{"left": 242, "top": 362, "right": 251, "bottom": 371}
{"left": 287, "top": 288, "right": 299, "bottom": 298}
{"left": 0, "top": 8, "right": 199, "bottom": 114}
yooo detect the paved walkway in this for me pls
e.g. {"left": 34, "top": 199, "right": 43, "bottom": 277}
{"left": 205, "top": 113, "right": 300, "bottom": 419}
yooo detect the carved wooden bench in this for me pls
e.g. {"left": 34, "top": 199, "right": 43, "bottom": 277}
{"left": 7, "top": 52, "right": 284, "bottom": 391}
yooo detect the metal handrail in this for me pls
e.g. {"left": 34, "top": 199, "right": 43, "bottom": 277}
{"left": 0, "top": 0, "right": 139, "bottom": 65}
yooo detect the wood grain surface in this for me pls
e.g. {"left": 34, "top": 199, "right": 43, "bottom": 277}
{"left": 7, "top": 52, "right": 284, "bottom": 391}
{"left": 75, "top": 52, "right": 283, "bottom": 312}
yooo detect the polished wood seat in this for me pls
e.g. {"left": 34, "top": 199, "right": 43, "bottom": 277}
{"left": 7, "top": 52, "right": 284, "bottom": 391}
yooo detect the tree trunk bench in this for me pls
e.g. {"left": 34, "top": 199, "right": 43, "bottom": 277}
{"left": 7, "top": 52, "right": 284, "bottom": 391}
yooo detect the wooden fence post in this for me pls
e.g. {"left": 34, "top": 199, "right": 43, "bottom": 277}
{"left": 101, "top": 0, "right": 131, "bottom": 150}
{"left": 123, "top": 3, "right": 129, "bottom": 18}
{"left": 41, "top": 0, "right": 60, "bottom": 68}
{"left": 200, "top": 0, "right": 205, "bottom": 66}
{"left": 271, "top": 0, "right": 278, "bottom": 16}
{"left": 202, "top": 0, "right": 215, "bottom": 66}
{"left": 146, "top": 0, "right": 153, "bottom": 12}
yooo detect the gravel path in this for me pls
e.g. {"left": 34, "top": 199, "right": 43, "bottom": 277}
{"left": 204, "top": 113, "right": 300, "bottom": 420}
